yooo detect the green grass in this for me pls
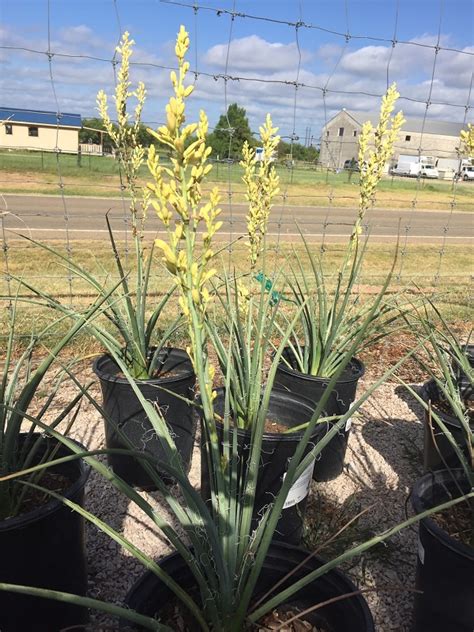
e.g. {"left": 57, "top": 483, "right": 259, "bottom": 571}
{"left": 0, "top": 150, "right": 121, "bottom": 176}
{"left": 1, "top": 149, "right": 473, "bottom": 210}
{"left": 0, "top": 149, "right": 466, "bottom": 192}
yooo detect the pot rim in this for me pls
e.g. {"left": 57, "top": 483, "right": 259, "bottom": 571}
{"left": 0, "top": 435, "right": 90, "bottom": 532}
{"left": 93, "top": 347, "right": 195, "bottom": 385}
{"left": 411, "top": 468, "right": 474, "bottom": 560}
{"left": 124, "top": 541, "right": 374, "bottom": 631}
{"left": 421, "top": 379, "right": 473, "bottom": 429}
{"left": 200, "top": 387, "right": 331, "bottom": 442}
{"left": 277, "top": 349, "right": 365, "bottom": 385}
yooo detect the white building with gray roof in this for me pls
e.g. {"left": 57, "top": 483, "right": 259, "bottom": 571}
{"left": 319, "top": 109, "right": 469, "bottom": 170}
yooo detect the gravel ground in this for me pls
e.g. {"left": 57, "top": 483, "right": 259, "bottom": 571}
{"left": 44, "top": 364, "right": 426, "bottom": 631}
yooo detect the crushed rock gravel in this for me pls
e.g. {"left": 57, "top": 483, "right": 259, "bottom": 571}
{"left": 40, "top": 364, "right": 426, "bottom": 631}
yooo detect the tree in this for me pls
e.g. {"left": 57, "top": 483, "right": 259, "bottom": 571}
{"left": 208, "top": 103, "right": 254, "bottom": 160}
{"left": 277, "top": 140, "right": 319, "bottom": 162}
{"left": 80, "top": 117, "right": 113, "bottom": 152}
{"left": 80, "top": 117, "right": 158, "bottom": 153}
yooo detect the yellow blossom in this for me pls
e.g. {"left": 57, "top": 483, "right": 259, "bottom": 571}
{"left": 146, "top": 25, "right": 223, "bottom": 402}
{"left": 240, "top": 114, "right": 280, "bottom": 269}
{"left": 356, "top": 83, "right": 404, "bottom": 241}
{"left": 460, "top": 123, "right": 474, "bottom": 158}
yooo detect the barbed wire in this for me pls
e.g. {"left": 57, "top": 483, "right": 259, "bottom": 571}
{"left": 159, "top": 0, "right": 474, "bottom": 56}
{"left": 0, "top": 44, "right": 471, "bottom": 113}
{"left": 0, "top": 0, "right": 472, "bottom": 314}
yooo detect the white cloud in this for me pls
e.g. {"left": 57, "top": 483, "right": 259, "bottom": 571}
{"left": 204, "top": 35, "right": 312, "bottom": 72}
{"left": 57, "top": 25, "right": 103, "bottom": 49}
{"left": 0, "top": 23, "right": 471, "bottom": 141}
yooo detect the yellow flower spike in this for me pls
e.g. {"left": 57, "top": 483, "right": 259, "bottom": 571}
{"left": 460, "top": 123, "right": 474, "bottom": 158}
{"left": 241, "top": 115, "right": 280, "bottom": 269}
{"left": 146, "top": 26, "right": 221, "bottom": 407}
{"left": 355, "top": 83, "right": 404, "bottom": 239}
{"left": 175, "top": 25, "right": 190, "bottom": 60}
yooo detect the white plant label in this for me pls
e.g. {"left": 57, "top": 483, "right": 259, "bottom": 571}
{"left": 283, "top": 461, "right": 315, "bottom": 509}
{"left": 345, "top": 417, "right": 353, "bottom": 432}
{"left": 418, "top": 537, "right": 425, "bottom": 565}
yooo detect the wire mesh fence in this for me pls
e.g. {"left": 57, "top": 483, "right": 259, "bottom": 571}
{"left": 0, "top": 0, "right": 472, "bottom": 310}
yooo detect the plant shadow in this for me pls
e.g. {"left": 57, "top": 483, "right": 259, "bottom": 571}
{"left": 303, "top": 384, "right": 425, "bottom": 632}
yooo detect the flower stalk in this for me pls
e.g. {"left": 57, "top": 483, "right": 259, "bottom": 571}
{"left": 354, "top": 83, "right": 404, "bottom": 242}
{"left": 240, "top": 116, "right": 280, "bottom": 270}
{"left": 147, "top": 25, "right": 221, "bottom": 434}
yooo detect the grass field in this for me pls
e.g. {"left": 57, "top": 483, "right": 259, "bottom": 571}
{"left": 1, "top": 149, "right": 473, "bottom": 211}
{"left": 1, "top": 238, "right": 471, "bottom": 352}
{"left": 1, "top": 151, "right": 471, "bottom": 350}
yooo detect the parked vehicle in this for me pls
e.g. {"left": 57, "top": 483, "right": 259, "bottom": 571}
{"left": 390, "top": 161, "right": 438, "bottom": 178}
{"left": 420, "top": 164, "right": 439, "bottom": 178}
{"left": 460, "top": 166, "right": 474, "bottom": 181}
{"left": 390, "top": 161, "right": 421, "bottom": 177}
{"left": 343, "top": 158, "right": 359, "bottom": 171}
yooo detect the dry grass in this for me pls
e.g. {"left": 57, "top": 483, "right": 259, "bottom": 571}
{"left": 2, "top": 238, "right": 471, "bottom": 292}
{"left": 1, "top": 239, "right": 471, "bottom": 353}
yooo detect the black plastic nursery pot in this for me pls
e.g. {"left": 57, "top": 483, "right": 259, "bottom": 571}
{"left": 93, "top": 347, "right": 196, "bottom": 489}
{"left": 421, "top": 379, "right": 474, "bottom": 472}
{"left": 411, "top": 469, "right": 474, "bottom": 632}
{"left": 122, "top": 541, "right": 374, "bottom": 631}
{"left": 0, "top": 435, "right": 90, "bottom": 632}
{"left": 274, "top": 348, "right": 365, "bottom": 481}
{"left": 454, "top": 343, "right": 474, "bottom": 401}
{"left": 200, "top": 388, "right": 327, "bottom": 545}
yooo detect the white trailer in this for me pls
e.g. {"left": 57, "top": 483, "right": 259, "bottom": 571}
{"left": 391, "top": 161, "right": 421, "bottom": 177}
{"left": 391, "top": 161, "right": 439, "bottom": 178}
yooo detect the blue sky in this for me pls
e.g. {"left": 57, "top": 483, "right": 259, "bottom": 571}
{"left": 1, "top": 0, "right": 473, "bottom": 141}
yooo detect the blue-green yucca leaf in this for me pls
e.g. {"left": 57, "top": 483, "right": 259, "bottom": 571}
{"left": 0, "top": 408, "right": 221, "bottom": 630}
{"left": 1, "top": 279, "right": 129, "bottom": 513}
{"left": 248, "top": 490, "right": 474, "bottom": 624}
{"left": 0, "top": 583, "right": 173, "bottom": 631}
{"left": 400, "top": 297, "right": 473, "bottom": 485}
{"left": 281, "top": 224, "right": 400, "bottom": 378}
{"left": 16, "top": 230, "right": 177, "bottom": 380}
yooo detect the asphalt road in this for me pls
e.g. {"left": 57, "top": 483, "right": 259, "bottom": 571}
{"left": 1, "top": 194, "right": 473, "bottom": 243}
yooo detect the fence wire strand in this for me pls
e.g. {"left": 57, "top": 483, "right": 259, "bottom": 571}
{"left": 0, "top": 0, "right": 472, "bottom": 313}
